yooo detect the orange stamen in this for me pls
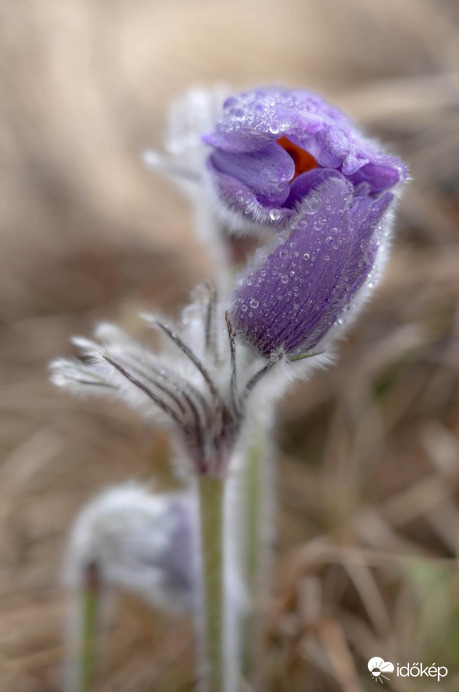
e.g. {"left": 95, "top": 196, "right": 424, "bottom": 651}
{"left": 276, "top": 135, "right": 318, "bottom": 182}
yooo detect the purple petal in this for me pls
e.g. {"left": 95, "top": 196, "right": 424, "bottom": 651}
{"left": 349, "top": 162, "right": 402, "bottom": 193}
{"left": 231, "top": 176, "right": 393, "bottom": 356}
{"left": 210, "top": 141, "right": 294, "bottom": 206}
{"left": 284, "top": 168, "right": 342, "bottom": 209}
{"left": 206, "top": 158, "right": 294, "bottom": 225}
{"left": 203, "top": 87, "right": 407, "bottom": 221}
{"left": 203, "top": 130, "right": 269, "bottom": 154}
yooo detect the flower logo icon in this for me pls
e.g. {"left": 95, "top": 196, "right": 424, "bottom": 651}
{"left": 368, "top": 657, "right": 394, "bottom": 683}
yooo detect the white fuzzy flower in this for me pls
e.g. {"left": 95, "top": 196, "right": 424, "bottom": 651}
{"left": 67, "top": 483, "right": 195, "bottom": 613}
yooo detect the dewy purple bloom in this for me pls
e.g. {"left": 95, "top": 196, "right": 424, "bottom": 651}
{"left": 203, "top": 88, "right": 407, "bottom": 227}
{"left": 207, "top": 88, "right": 408, "bottom": 357}
{"left": 231, "top": 175, "right": 393, "bottom": 357}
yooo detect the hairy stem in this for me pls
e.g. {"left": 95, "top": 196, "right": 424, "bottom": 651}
{"left": 197, "top": 476, "right": 226, "bottom": 692}
{"left": 240, "top": 423, "right": 274, "bottom": 689}
{"left": 65, "top": 562, "right": 100, "bottom": 692}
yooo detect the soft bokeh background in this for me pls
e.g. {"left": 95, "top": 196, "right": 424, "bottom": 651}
{"left": 1, "top": 1, "right": 459, "bottom": 690}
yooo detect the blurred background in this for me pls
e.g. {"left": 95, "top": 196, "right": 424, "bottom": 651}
{"left": 1, "top": 1, "right": 459, "bottom": 690}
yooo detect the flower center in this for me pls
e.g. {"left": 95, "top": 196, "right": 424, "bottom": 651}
{"left": 276, "top": 136, "right": 318, "bottom": 182}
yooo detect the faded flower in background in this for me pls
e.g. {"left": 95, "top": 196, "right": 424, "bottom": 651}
{"left": 63, "top": 485, "right": 195, "bottom": 692}
{"left": 66, "top": 483, "right": 195, "bottom": 613}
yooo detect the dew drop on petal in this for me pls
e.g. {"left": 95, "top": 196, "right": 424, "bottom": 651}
{"left": 303, "top": 193, "right": 320, "bottom": 214}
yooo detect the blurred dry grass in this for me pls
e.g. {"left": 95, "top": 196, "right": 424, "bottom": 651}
{"left": 1, "top": 0, "right": 459, "bottom": 690}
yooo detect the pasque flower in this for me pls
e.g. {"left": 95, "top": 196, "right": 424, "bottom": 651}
{"left": 203, "top": 88, "right": 407, "bottom": 231}
{"left": 206, "top": 88, "right": 408, "bottom": 358}
{"left": 52, "top": 85, "right": 408, "bottom": 692}
{"left": 67, "top": 484, "right": 195, "bottom": 613}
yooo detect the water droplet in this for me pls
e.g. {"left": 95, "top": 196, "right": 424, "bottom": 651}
{"left": 241, "top": 304, "right": 248, "bottom": 312}
{"left": 230, "top": 107, "right": 245, "bottom": 119}
{"left": 250, "top": 299, "right": 259, "bottom": 309}
{"left": 281, "top": 275, "right": 289, "bottom": 284}
{"left": 269, "top": 209, "right": 282, "bottom": 221}
{"left": 303, "top": 253, "right": 310, "bottom": 261}
{"left": 303, "top": 193, "right": 320, "bottom": 214}
{"left": 279, "top": 248, "right": 288, "bottom": 259}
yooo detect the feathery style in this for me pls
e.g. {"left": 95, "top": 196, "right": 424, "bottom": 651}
{"left": 50, "top": 286, "right": 292, "bottom": 477}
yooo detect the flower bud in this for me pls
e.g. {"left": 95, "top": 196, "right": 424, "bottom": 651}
{"left": 66, "top": 484, "right": 195, "bottom": 613}
{"left": 209, "top": 88, "right": 408, "bottom": 358}
{"left": 230, "top": 174, "right": 396, "bottom": 358}
{"left": 203, "top": 88, "right": 407, "bottom": 232}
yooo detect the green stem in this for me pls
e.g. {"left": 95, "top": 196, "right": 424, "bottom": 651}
{"left": 78, "top": 562, "right": 99, "bottom": 692}
{"left": 198, "top": 476, "right": 225, "bottom": 692}
{"left": 241, "top": 424, "right": 273, "bottom": 689}
{"left": 242, "top": 439, "right": 262, "bottom": 678}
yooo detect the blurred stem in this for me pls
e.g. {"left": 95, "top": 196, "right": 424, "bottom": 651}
{"left": 241, "top": 422, "right": 273, "bottom": 689}
{"left": 198, "top": 475, "right": 225, "bottom": 692}
{"left": 78, "top": 562, "right": 100, "bottom": 692}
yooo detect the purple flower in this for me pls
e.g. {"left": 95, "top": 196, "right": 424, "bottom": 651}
{"left": 203, "top": 88, "right": 407, "bottom": 230}
{"left": 210, "top": 88, "right": 408, "bottom": 358}
{"left": 230, "top": 175, "right": 394, "bottom": 357}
